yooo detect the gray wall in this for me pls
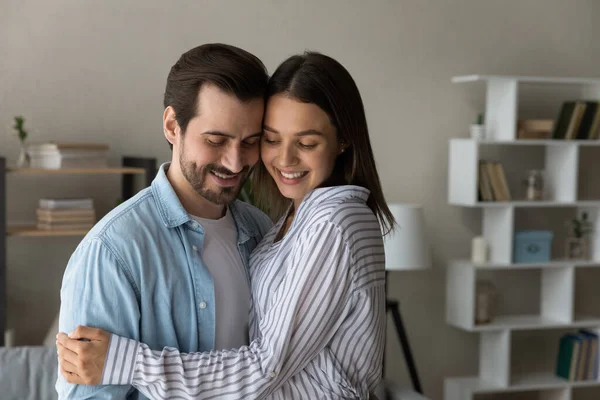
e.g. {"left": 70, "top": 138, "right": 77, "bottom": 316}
{"left": 2, "top": 1, "right": 599, "bottom": 398}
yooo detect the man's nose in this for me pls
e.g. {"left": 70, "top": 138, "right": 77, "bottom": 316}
{"left": 221, "top": 146, "right": 244, "bottom": 174}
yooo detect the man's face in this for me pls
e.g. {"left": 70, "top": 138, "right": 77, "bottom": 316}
{"left": 177, "top": 84, "right": 264, "bottom": 205}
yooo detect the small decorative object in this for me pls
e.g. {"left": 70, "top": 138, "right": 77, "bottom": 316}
{"left": 565, "top": 211, "right": 594, "bottom": 260}
{"left": 475, "top": 280, "right": 497, "bottom": 324}
{"left": 524, "top": 169, "right": 545, "bottom": 201}
{"left": 471, "top": 236, "right": 488, "bottom": 264}
{"left": 12, "top": 116, "right": 29, "bottom": 167}
{"left": 4, "top": 328, "right": 15, "bottom": 347}
{"left": 517, "top": 119, "right": 554, "bottom": 140}
{"left": 470, "top": 113, "right": 486, "bottom": 140}
{"left": 513, "top": 230, "right": 553, "bottom": 263}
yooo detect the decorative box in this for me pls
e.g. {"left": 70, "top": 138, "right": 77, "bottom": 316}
{"left": 513, "top": 230, "right": 553, "bottom": 263}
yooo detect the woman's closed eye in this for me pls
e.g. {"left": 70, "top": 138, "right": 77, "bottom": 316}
{"left": 298, "top": 142, "right": 317, "bottom": 150}
{"left": 262, "top": 136, "right": 279, "bottom": 145}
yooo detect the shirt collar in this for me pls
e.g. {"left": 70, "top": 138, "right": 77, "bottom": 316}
{"left": 298, "top": 185, "right": 370, "bottom": 212}
{"left": 152, "top": 162, "right": 191, "bottom": 228}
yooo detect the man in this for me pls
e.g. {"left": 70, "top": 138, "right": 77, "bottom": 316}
{"left": 56, "top": 43, "right": 273, "bottom": 399}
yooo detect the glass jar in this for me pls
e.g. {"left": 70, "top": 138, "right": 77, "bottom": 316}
{"left": 525, "top": 170, "right": 545, "bottom": 201}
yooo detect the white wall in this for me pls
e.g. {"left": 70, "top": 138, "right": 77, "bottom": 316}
{"left": 1, "top": 1, "right": 599, "bottom": 398}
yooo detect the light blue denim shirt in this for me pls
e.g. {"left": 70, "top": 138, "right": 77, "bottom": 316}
{"left": 56, "top": 162, "right": 273, "bottom": 400}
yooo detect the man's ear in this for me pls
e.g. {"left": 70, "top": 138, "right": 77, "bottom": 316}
{"left": 163, "top": 106, "right": 180, "bottom": 147}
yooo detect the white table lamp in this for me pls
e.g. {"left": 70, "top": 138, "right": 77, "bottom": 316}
{"left": 384, "top": 204, "right": 432, "bottom": 271}
{"left": 382, "top": 203, "right": 431, "bottom": 396}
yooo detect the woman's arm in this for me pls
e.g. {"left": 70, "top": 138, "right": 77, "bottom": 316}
{"left": 58, "top": 221, "right": 384, "bottom": 399}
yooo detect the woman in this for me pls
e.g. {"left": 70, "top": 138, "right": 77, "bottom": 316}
{"left": 57, "top": 51, "right": 395, "bottom": 399}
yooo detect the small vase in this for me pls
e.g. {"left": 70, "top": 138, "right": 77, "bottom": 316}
{"left": 475, "top": 280, "right": 498, "bottom": 325}
{"left": 470, "top": 124, "right": 486, "bottom": 140}
{"left": 16, "top": 142, "right": 28, "bottom": 168}
{"left": 565, "top": 237, "right": 588, "bottom": 260}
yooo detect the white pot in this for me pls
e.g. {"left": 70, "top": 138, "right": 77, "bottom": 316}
{"left": 470, "top": 124, "right": 486, "bottom": 140}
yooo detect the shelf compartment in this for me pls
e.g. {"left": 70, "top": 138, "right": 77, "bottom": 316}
{"left": 452, "top": 75, "right": 600, "bottom": 85}
{"left": 510, "top": 329, "right": 600, "bottom": 387}
{"left": 446, "top": 263, "right": 588, "bottom": 332}
{"left": 470, "top": 201, "right": 600, "bottom": 209}
{"left": 446, "top": 373, "right": 586, "bottom": 400}
{"left": 452, "top": 75, "right": 600, "bottom": 141}
{"left": 473, "top": 140, "right": 600, "bottom": 146}
{"left": 449, "top": 139, "right": 584, "bottom": 207}
{"left": 461, "top": 260, "right": 600, "bottom": 270}
{"left": 575, "top": 269, "right": 600, "bottom": 320}
{"left": 578, "top": 147, "right": 600, "bottom": 202}
{"left": 572, "top": 385, "right": 600, "bottom": 400}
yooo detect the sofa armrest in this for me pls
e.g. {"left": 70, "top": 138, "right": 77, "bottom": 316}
{"left": 0, "top": 346, "right": 58, "bottom": 400}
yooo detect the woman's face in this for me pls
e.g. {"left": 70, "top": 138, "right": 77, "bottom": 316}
{"left": 261, "top": 94, "right": 344, "bottom": 208}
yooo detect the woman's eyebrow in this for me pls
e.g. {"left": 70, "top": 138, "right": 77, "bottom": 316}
{"left": 263, "top": 125, "right": 324, "bottom": 137}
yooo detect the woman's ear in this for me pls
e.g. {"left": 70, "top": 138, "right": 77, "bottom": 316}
{"left": 339, "top": 141, "right": 348, "bottom": 154}
{"left": 163, "top": 106, "right": 179, "bottom": 147}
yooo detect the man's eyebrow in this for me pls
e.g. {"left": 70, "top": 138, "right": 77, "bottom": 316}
{"left": 263, "top": 125, "right": 324, "bottom": 137}
{"left": 202, "top": 131, "right": 235, "bottom": 138}
{"left": 202, "top": 131, "right": 262, "bottom": 140}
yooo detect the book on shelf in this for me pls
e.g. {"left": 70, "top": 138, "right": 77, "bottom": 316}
{"left": 27, "top": 142, "right": 110, "bottom": 169}
{"left": 478, "top": 160, "right": 511, "bottom": 202}
{"left": 36, "top": 208, "right": 95, "bottom": 223}
{"left": 39, "top": 198, "right": 94, "bottom": 210}
{"left": 36, "top": 222, "right": 95, "bottom": 231}
{"left": 556, "top": 329, "right": 599, "bottom": 381}
{"left": 36, "top": 198, "right": 96, "bottom": 230}
{"left": 552, "top": 100, "right": 600, "bottom": 140}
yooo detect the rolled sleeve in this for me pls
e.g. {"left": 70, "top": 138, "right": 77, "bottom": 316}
{"left": 56, "top": 237, "right": 140, "bottom": 400}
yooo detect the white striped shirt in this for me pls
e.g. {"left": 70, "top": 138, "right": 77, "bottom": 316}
{"left": 102, "top": 185, "right": 386, "bottom": 399}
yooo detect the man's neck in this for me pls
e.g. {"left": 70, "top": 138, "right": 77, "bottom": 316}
{"left": 166, "top": 162, "right": 225, "bottom": 220}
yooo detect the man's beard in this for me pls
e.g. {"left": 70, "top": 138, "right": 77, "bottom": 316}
{"left": 180, "top": 145, "right": 249, "bottom": 205}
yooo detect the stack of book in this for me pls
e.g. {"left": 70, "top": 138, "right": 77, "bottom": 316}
{"left": 36, "top": 198, "right": 96, "bottom": 231}
{"left": 478, "top": 160, "right": 511, "bottom": 201}
{"left": 552, "top": 100, "right": 600, "bottom": 140}
{"left": 27, "top": 142, "right": 110, "bottom": 169}
{"left": 556, "top": 329, "right": 599, "bottom": 381}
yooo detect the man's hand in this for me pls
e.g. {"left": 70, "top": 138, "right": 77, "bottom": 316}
{"left": 56, "top": 325, "right": 110, "bottom": 385}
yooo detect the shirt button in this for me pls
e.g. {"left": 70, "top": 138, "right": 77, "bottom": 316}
{"left": 269, "top": 371, "right": 277, "bottom": 378}
{"left": 199, "top": 302, "right": 207, "bottom": 309}
{"left": 193, "top": 222, "right": 200, "bottom": 229}
{"left": 192, "top": 245, "right": 198, "bottom": 252}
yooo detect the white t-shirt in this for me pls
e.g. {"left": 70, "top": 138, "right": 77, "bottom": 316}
{"left": 191, "top": 209, "right": 250, "bottom": 350}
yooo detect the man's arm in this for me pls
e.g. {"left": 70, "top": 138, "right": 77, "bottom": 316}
{"left": 56, "top": 237, "right": 140, "bottom": 400}
{"left": 102, "top": 222, "right": 375, "bottom": 399}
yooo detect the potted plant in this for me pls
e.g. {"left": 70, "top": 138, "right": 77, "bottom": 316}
{"left": 12, "top": 116, "right": 29, "bottom": 167}
{"left": 565, "top": 211, "right": 594, "bottom": 260}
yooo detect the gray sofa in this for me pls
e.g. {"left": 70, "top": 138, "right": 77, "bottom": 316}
{"left": 0, "top": 346, "right": 58, "bottom": 400}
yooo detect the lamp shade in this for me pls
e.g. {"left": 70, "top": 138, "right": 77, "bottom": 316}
{"left": 383, "top": 204, "right": 432, "bottom": 271}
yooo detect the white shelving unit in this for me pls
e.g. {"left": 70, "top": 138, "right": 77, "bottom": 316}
{"left": 445, "top": 75, "right": 600, "bottom": 400}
